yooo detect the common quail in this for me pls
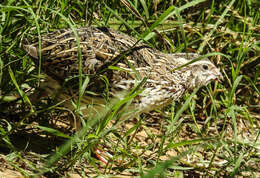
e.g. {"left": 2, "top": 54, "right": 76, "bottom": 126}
{"left": 23, "top": 27, "right": 223, "bottom": 117}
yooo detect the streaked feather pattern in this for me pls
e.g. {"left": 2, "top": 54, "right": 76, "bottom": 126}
{"left": 23, "top": 27, "right": 222, "bottom": 115}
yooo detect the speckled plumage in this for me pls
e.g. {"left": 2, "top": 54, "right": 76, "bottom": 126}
{"left": 23, "top": 27, "right": 222, "bottom": 114}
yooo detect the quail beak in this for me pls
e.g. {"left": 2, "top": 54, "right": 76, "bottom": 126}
{"left": 214, "top": 69, "right": 223, "bottom": 82}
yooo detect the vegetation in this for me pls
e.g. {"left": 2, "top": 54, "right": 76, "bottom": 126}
{"left": 0, "top": 0, "right": 259, "bottom": 177}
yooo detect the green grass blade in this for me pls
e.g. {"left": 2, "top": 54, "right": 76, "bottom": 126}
{"left": 37, "top": 126, "right": 71, "bottom": 139}
{"left": 229, "top": 75, "right": 243, "bottom": 105}
{"left": 166, "top": 87, "right": 199, "bottom": 135}
{"left": 140, "top": 0, "right": 149, "bottom": 19}
{"left": 198, "top": 0, "right": 236, "bottom": 52}
{"left": 142, "top": 148, "right": 195, "bottom": 178}
{"left": 8, "top": 66, "right": 33, "bottom": 112}
{"left": 23, "top": 0, "right": 42, "bottom": 85}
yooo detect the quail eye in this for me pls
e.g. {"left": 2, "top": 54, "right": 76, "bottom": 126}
{"left": 202, "top": 64, "right": 208, "bottom": 70}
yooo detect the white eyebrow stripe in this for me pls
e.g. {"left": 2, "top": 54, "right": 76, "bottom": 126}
{"left": 192, "top": 60, "right": 215, "bottom": 65}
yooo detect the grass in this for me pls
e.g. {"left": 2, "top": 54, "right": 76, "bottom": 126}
{"left": 0, "top": 0, "right": 259, "bottom": 177}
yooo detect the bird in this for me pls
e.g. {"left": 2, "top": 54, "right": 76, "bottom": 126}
{"left": 22, "top": 26, "right": 223, "bottom": 119}
{"left": 22, "top": 26, "right": 223, "bottom": 164}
